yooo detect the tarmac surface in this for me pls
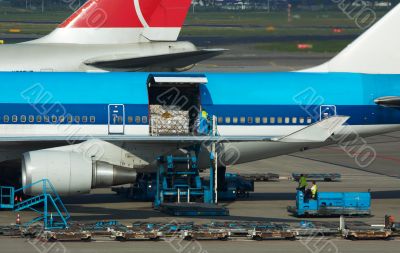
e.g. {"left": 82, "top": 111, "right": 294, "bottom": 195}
{"left": 192, "top": 45, "right": 333, "bottom": 72}
{"left": 0, "top": 55, "right": 399, "bottom": 252}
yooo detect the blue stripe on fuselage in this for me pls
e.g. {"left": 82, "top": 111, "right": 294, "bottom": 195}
{"left": 0, "top": 72, "right": 399, "bottom": 126}
{"left": 1, "top": 103, "right": 399, "bottom": 125}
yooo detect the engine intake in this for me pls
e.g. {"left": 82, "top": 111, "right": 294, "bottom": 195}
{"left": 22, "top": 150, "right": 136, "bottom": 196}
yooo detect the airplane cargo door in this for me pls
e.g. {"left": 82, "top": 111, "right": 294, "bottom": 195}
{"left": 108, "top": 104, "right": 125, "bottom": 134}
{"left": 320, "top": 105, "right": 337, "bottom": 120}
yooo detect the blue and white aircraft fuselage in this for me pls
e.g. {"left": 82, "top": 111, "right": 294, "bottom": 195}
{"left": 1, "top": 72, "right": 399, "bottom": 138}
{"left": 0, "top": 75, "right": 399, "bottom": 195}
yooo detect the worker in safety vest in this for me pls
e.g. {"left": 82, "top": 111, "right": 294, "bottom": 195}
{"left": 310, "top": 181, "right": 318, "bottom": 199}
{"left": 198, "top": 109, "right": 210, "bottom": 135}
{"left": 201, "top": 110, "right": 208, "bottom": 120}
{"left": 297, "top": 174, "right": 308, "bottom": 193}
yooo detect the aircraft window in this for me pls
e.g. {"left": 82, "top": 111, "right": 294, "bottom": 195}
{"left": 75, "top": 116, "right": 80, "bottom": 123}
{"left": 233, "top": 117, "right": 238, "bottom": 124}
{"left": 67, "top": 116, "right": 73, "bottom": 123}
{"left": 255, "top": 117, "right": 261, "bottom": 124}
{"left": 277, "top": 117, "right": 283, "bottom": 124}
{"left": 270, "top": 117, "right": 275, "bottom": 124}
{"left": 299, "top": 117, "right": 305, "bottom": 124}
{"left": 52, "top": 116, "right": 57, "bottom": 123}
{"left": 12, "top": 115, "right": 18, "bottom": 123}
{"left": 225, "top": 117, "right": 231, "bottom": 124}
{"left": 3, "top": 115, "right": 9, "bottom": 123}
{"left": 90, "top": 116, "right": 96, "bottom": 123}
{"left": 285, "top": 117, "right": 290, "bottom": 124}
{"left": 20, "top": 115, "right": 26, "bottom": 123}
{"left": 142, "top": 116, "right": 148, "bottom": 124}
{"left": 262, "top": 117, "right": 268, "bottom": 124}
{"left": 307, "top": 117, "right": 312, "bottom": 124}
{"left": 44, "top": 116, "right": 50, "bottom": 123}
{"left": 36, "top": 116, "right": 42, "bottom": 123}
{"left": 218, "top": 117, "right": 223, "bottom": 124}
{"left": 29, "top": 115, "right": 34, "bottom": 123}
{"left": 292, "top": 117, "right": 297, "bottom": 124}
{"left": 59, "top": 116, "right": 65, "bottom": 123}
{"left": 82, "top": 116, "right": 88, "bottom": 123}
{"left": 135, "top": 116, "right": 141, "bottom": 124}
{"left": 248, "top": 117, "right": 253, "bottom": 124}
{"left": 128, "top": 116, "right": 133, "bottom": 124}
{"left": 240, "top": 117, "right": 245, "bottom": 124}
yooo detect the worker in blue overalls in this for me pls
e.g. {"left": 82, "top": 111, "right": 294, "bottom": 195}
{"left": 198, "top": 109, "right": 210, "bottom": 135}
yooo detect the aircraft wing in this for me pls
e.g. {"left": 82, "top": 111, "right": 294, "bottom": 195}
{"left": 0, "top": 116, "right": 349, "bottom": 144}
{"left": 272, "top": 116, "right": 349, "bottom": 143}
{"left": 83, "top": 49, "right": 226, "bottom": 71}
{"left": 374, "top": 96, "right": 400, "bottom": 108}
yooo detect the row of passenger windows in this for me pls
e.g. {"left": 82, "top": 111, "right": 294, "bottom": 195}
{"left": 127, "top": 116, "right": 147, "bottom": 124}
{"left": 112, "top": 116, "right": 148, "bottom": 124}
{"left": 3, "top": 115, "right": 97, "bottom": 124}
{"left": 2, "top": 114, "right": 310, "bottom": 125}
{"left": 2, "top": 115, "right": 148, "bottom": 124}
{"left": 217, "top": 116, "right": 313, "bottom": 125}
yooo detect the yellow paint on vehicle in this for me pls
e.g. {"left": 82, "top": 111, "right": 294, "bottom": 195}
{"left": 9, "top": 29, "right": 21, "bottom": 33}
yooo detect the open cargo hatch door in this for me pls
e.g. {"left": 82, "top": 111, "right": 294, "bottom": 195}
{"left": 147, "top": 74, "right": 208, "bottom": 136}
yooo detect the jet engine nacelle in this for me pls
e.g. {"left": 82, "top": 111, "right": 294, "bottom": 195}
{"left": 22, "top": 150, "right": 137, "bottom": 196}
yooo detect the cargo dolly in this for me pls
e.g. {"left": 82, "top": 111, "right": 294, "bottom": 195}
{"left": 292, "top": 173, "right": 341, "bottom": 182}
{"left": 340, "top": 216, "right": 393, "bottom": 240}
{"left": 240, "top": 173, "right": 280, "bottom": 182}
{"left": 3, "top": 217, "right": 400, "bottom": 242}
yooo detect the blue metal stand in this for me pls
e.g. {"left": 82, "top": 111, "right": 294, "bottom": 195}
{"left": 0, "top": 179, "right": 70, "bottom": 229}
{"left": 154, "top": 149, "right": 216, "bottom": 203}
{"left": 0, "top": 186, "right": 14, "bottom": 209}
{"left": 154, "top": 150, "right": 214, "bottom": 208}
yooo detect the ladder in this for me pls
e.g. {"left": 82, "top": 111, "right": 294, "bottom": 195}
{"left": 0, "top": 179, "right": 70, "bottom": 229}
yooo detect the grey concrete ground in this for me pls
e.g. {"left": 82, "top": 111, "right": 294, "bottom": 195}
{"left": 192, "top": 45, "right": 334, "bottom": 72}
{"left": 1, "top": 144, "right": 399, "bottom": 252}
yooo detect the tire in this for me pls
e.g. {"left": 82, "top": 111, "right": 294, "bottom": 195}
{"left": 82, "top": 236, "right": 92, "bottom": 242}
{"left": 218, "top": 235, "right": 229, "bottom": 241}
{"left": 184, "top": 236, "right": 193, "bottom": 241}
{"left": 253, "top": 235, "right": 263, "bottom": 241}
{"left": 150, "top": 236, "right": 160, "bottom": 241}
{"left": 116, "top": 236, "right": 126, "bottom": 242}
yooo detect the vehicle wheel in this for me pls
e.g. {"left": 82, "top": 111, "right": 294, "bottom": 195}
{"left": 253, "top": 235, "right": 263, "bottom": 241}
{"left": 348, "top": 235, "right": 357, "bottom": 241}
{"left": 218, "top": 235, "right": 229, "bottom": 241}
{"left": 184, "top": 236, "right": 193, "bottom": 241}
{"left": 150, "top": 236, "right": 160, "bottom": 241}
{"left": 82, "top": 236, "right": 92, "bottom": 242}
{"left": 48, "top": 237, "right": 57, "bottom": 242}
{"left": 116, "top": 236, "right": 126, "bottom": 242}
